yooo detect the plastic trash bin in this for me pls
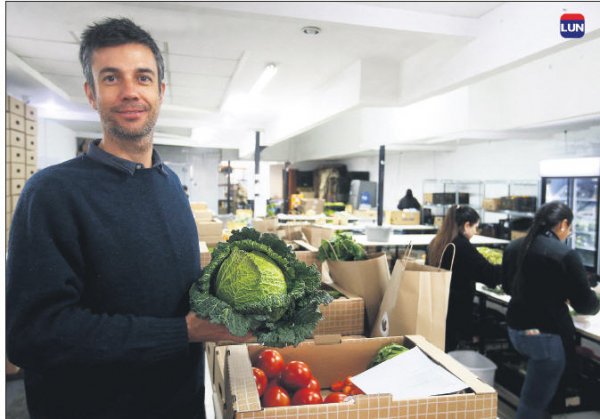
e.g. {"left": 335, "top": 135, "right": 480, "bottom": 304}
{"left": 448, "top": 350, "right": 497, "bottom": 387}
{"left": 365, "top": 225, "right": 392, "bottom": 242}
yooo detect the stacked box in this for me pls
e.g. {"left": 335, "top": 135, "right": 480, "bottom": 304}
{"left": 390, "top": 210, "right": 420, "bottom": 225}
{"left": 6, "top": 96, "right": 37, "bottom": 251}
{"left": 195, "top": 219, "right": 224, "bottom": 245}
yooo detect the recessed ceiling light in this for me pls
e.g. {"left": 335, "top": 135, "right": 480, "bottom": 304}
{"left": 302, "top": 26, "right": 321, "bottom": 35}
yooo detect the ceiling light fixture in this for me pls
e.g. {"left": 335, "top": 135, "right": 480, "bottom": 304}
{"left": 249, "top": 63, "right": 278, "bottom": 95}
{"left": 302, "top": 26, "right": 321, "bottom": 35}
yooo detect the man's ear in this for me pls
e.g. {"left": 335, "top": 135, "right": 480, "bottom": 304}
{"left": 159, "top": 81, "right": 166, "bottom": 103}
{"left": 84, "top": 82, "right": 97, "bottom": 110}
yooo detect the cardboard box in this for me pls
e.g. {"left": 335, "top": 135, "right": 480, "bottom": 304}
{"left": 252, "top": 217, "right": 278, "bottom": 233}
{"left": 300, "top": 198, "right": 324, "bottom": 215}
{"left": 196, "top": 219, "right": 223, "bottom": 240}
{"left": 6, "top": 196, "right": 11, "bottom": 214}
{"left": 423, "top": 192, "right": 433, "bottom": 205}
{"left": 7, "top": 129, "right": 25, "bottom": 148}
{"left": 7, "top": 147, "right": 25, "bottom": 163}
{"left": 353, "top": 209, "right": 377, "bottom": 219}
{"left": 482, "top": 198, "right": 501, "bottom": 212}
{"left": 25, "top": 120, "right": 37, "bottom": 136}
{"left": 314, "top": 282, "right": 365, "bottom": 336}
{"left": 193, "top": 209, "right": 213, "bottom": 221}
{"left": 10, "top": 179, "right": 24, "bottom": 196}
{"left": 10, "top": 195, "right": 19, "bottom": 212}
{"left": 222, "top": 335, "right": 497, "bottom": 419}
{"left": 511, "top": 230, "right": 527, "bottom": 240}
{"left": 25, "top": 135, "right": 36, "bottom": 151}
{"left": 390, "top": 210, "right": 420, "bottom": 225}
{"left": 26, "top": 165, "right": 36, "bottom": 179}
{"left": 9, "top": 163, "right": 26, "bottom": 179}
{"left": 299, "top": 225, "right": 334, "bottom": 248}
{"left": 190, "top": 202, "right": 209, "bottom": 211}
{"left": 6, "top": 113, "right": 25, "bottom": 132}
{"left": 25, "top": 104, "right": 37, "bottom": 121}
{"left": 6, "top": 96, "right": 25, "bottom": 116}
{"left": 200, "top": 241, "right": 212, "bottom": 268}
{"left": 25, "top": 149, "right": 37, "bottom": 166}
{"left": 434, "top": 216, "right": 444, "bottom": 228}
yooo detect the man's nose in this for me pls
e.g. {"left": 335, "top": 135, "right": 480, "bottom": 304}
{"left": 121, "top": 78, "right": 139, "bottom": 100}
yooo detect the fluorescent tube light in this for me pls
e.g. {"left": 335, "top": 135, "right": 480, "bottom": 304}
{"left": 249, "top": 63, "right": 277, "bottom": 95}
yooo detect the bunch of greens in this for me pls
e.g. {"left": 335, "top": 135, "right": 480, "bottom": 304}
{"left": 369, "top": 343, "right": 409, "bottom": 368}
{"left": 189, "top": 227, "right": 333, "bottom": 347}
{"left": 477, "top": 247, "right": 503, "bottom": 265}
{"left": 317, "top": 232, "right": 367, "bottom": 262}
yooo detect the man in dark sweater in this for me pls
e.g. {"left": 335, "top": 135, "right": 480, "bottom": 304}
{"left": 6, "top": 18, "right": 248, "bottom": 419}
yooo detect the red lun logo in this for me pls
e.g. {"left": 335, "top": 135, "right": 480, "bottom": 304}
{"left": 560, "top": 13, "right": 585, "bottom": 38}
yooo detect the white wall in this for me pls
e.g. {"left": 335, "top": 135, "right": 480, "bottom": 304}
{"left": 36, "top": 119, "right": 78, "bottom": 169}
{"left": 340, "top": 125, "right": 600, "bottom": 211}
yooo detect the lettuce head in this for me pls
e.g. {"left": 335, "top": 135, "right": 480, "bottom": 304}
{"left": 189, "top": 227, "right": 333, "bottom": 347}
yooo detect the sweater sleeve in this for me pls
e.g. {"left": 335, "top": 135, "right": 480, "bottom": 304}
{"left": 6, "top": 178, "right": 190, "bottom": 371}
{"left": 462, "top": 239, "right": 502, "bottom": 288}
{"left": 564, "top": 250, "right": 600, "bottom": 315}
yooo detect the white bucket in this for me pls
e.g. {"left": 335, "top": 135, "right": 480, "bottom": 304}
{"left": 448, "top": 350, "right": 497, "bottom": 387}
{"left": 365, "top": 225, "right": 392, "bottom": 242}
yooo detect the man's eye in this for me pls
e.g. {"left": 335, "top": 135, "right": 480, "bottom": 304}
{"left": 103, "top": 75, "right": 116, "bottom": 83}
{"left": 139, "top": 75, "right": 152, "bottom": 83}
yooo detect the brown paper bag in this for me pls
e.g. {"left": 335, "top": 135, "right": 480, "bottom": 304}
{"left": 371, "top": 244, "right": 455, "bottom": 351}
{"left": 326, "top": 252, "right": 390, "bottom": 332}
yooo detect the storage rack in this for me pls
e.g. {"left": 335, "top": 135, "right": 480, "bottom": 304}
{"left": 481, "top": 180, "right": 539, "bottom": 224}
{"left": 422, "top": 179, "right": 484, "bottom": 217}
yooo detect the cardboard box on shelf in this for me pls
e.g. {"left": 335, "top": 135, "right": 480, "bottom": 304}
{"left": 25, "top": 149, "right": 37, "bottom": 166}
{"left": 26, "top": 165, "right": 36, "bottom": 180}
{"left": 390, "top": 210, "right": 420, "bottom": 225}
{"left": 482, "top": 198, "right": 501, "bottom": 211}
{"left": 9, "top": 163, "right": 26, "bottom": 179}
{"left": 7, "top": 130, "right": 25, "bottom": 148}
{"left": 25, "top": 135, "right": 36, "bottom": 151}
{"left": 6, "top": 96, "right": 25, "bottom": 116}
{"left": 25, "top": 104, "right": 37, "bottom": 120}
{"left": 353, "top": 208, "right": 377, "bottom": 219}
{"left": 10, "top": 179, "right": 24, "bottom": 196}
{"left": 6, "top": 113, "right": 25, "bottom": 132}
{"left": 25, "top": 120, "right": 37, "bottom": 136}
{"left": 423, "top": 192, "right": 433, "bottom": 205}
{"left": 221, "top": 335, "right": 497, "bottom": 419}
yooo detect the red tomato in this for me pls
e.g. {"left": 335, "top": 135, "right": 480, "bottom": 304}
{"left": 262, "top": 385, "right": 291, "bottom": 408}
{"left": 266, "top": 377, "right": 281, "bottom": 388}
{"left": 281, "top": 361, "right": 313, "bottom": 391}
{"left": 256, "top": 349, "right": 284, "bottom": 379}
{"left": 306, "top": 377, "right": 320, "bottom": 392}
{"left": 330, "top": 380, "right": 344, "bottom": 392}
{"left": 291, "top": 388, "right": 323, "bottom": 405}
{"left": 324, "top": 392, "right": 348, "bottom": 403}
{"left": 253, "top": 367, "right": 267, "bottom": 397}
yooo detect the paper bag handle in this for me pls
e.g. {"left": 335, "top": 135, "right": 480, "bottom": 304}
{"left": 438, "top": 243, "right": 457, "bottom": 271}
{"left": 326, "top": 240, "right": 340, "bottom": 261}
{"left": 401, "top": 242, "right": 413, "bottom": 264}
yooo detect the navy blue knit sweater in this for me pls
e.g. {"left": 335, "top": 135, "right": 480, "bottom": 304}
{"left": 6, "top": 143, "right": 203, "bottom": 419}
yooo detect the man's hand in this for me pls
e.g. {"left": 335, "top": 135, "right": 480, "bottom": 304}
{"left": 185, "top": 311, "right": 253, "bottom": 343}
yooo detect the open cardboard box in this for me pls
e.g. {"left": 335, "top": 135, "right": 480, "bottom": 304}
{"left": 314, "top": 281, "right": 365, "bottom": 336}
{"left": 221, "top": 335, "right": 497, "bottom": 419}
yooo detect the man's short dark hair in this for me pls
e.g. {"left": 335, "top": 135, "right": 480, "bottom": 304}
{"left": 79, "top": 17, "right": 165, "bottom": 95}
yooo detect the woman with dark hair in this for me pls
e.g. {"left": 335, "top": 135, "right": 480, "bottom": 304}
{"left": 502, "top": 201, "right": 599, "bottom": 419}
{"left": 427, "top": 205, "right": 502, "bottom": 351}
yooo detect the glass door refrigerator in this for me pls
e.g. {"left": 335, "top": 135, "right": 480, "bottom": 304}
{"left": 540, "top": 158, "right": 600, "bottom": 273}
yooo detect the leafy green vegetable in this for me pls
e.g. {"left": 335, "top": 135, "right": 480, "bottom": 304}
{"left": 317, "top": 232, "right": 367, "bottom": 262}
{"left": 477, "top": 247, "right": 503, "bottom": 265}
{"left": 189, "top": 227, "right": 333, "bottom": 347}
{"left": 369, "top": 343, "right": 409, "bottom": 368}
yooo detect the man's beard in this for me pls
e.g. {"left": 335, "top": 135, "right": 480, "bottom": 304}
{"left": 102, "top": 106, "right": 159, "bottom": 151}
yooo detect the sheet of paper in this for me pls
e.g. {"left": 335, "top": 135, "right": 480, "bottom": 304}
{"left": 351, "top": 347, "right": 468, "bottom": 400}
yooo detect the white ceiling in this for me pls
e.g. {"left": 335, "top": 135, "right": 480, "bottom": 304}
{"left": 6, "top": 1, "right": 599, "bottom": 158}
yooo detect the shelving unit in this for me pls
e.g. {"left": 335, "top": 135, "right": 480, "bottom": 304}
{"left": 481, "top": 180, "right": 539, "bottom": 224}
{"left": 422, "top": 179, "right": 484, "bottom": 217}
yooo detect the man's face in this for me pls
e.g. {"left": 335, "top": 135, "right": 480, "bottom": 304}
{"left": 84, "top": 43, "right": 165, "bottom": 143}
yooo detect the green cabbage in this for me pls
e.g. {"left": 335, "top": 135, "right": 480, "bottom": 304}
{"left": 189, "top": 227, "right": 333, "bottom": 347}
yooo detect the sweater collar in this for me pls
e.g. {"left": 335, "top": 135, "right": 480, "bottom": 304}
{"left": 86, "top": 139, "right": 167, "bottom": 176}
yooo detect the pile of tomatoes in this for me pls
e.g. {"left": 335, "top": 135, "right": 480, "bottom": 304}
{"left": 252, "top": 348, "right": 364, "bottom": 408}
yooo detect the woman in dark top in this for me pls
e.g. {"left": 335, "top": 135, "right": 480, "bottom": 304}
{"left": 428, "top": 205, "right": 502, "bottom": 352}
{"left": 502, "top": 201, "right": 599, "bottom": 419}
